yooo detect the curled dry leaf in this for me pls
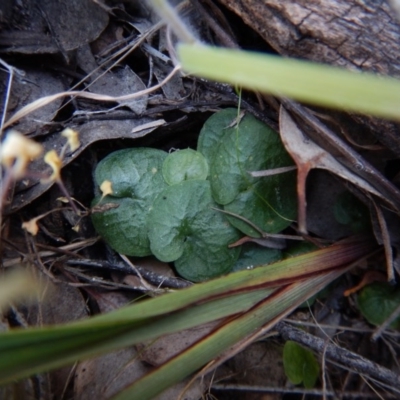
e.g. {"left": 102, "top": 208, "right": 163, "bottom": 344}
{"left": 279, "top": 106, "right": 388, "bottom": 233}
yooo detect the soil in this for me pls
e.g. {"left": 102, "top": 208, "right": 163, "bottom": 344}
{"left": 1, "top": 1, "right": 400, "bottom": 399}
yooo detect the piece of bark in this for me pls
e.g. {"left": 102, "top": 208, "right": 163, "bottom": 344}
{"left": 217, "top": 0, "right": 400, "bottom": 155}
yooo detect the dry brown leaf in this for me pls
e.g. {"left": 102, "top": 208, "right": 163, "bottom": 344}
{"left": 279, "top": 106, "right": 388, "bottom": 233}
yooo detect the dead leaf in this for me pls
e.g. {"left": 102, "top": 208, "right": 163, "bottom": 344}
{"left": 0, "top": 68, "right": 65, "bottom": 135}
{"left": 74, "top": 348, "right": 206, "bottom": 400}
{"left": 0, "top": 0, "right": 108, "bottom": 56}
{"left": 89, "top": 66, "right": 148, "bottom": 115}
{"left": 279, "top": 106, "right": 390, "bottom": 233}
{"left": 75, "top": 292, "right": 207, "bottom": 400}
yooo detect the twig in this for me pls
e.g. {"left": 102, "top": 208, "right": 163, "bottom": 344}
{"left": 276, "top": 321, "right": 400, "bottom": 392}
{"left": 3, "top": 65, "right": 182, "bottom": 128}
{"left": 66, "top": 258, "right": 191, "bottom": 289}
{"left": 0, "top": 58, "right": 24, "bottom": 135}
{"left": 211, "top": 383, "right": 394, "bottom": 398}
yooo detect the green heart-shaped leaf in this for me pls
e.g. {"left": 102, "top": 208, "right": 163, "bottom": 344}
{"left": 91, "top": 197, "right": 152, "bottom": 256}
{"left": 162, "top": 149, "right": 209, "bottom": 186}
{"left": 199, "top": 109, "right": 296, "bottom": 236}
{"left": 209, "top": 110, "right": 294, "bottom": 205}
{"left": 358, "top": 283, "right": 400, "bottom": 329}
{"left": 147, "top": 180, "right": 241, "bottom": 282}
{"left": 91, "top": 148, "right": 168, "bottom": 256}
{"left": 224, "top": 177, "right": 297, "bottom": 237}
{"left": 197, "top": 108, "right": 238, "bottom": 164}
{"left": 283, "top": 340, "right": 320, "bottom": 388}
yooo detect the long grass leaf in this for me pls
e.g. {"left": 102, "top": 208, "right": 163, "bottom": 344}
{"left": 0, "top": 237, "right": 373, "bottom": 383}
{"left": 177, "top": 44, "right": 400, "bottom": 121}
{"left": 113, "top": 269, "right": 346, "bottom": 400}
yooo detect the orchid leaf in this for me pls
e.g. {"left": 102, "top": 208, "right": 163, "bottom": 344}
{"left": 358, "top": 283, "right": 400, "bottom": 329}
{"left": 91, "top": 148, "right": 168, "bottom": 256}
{"left": 147, "top": 180, "right": 241, "bottom": 281}
{"left": 283, "top": 340, "right": 320, "bottom": 388}
{"left": 162, "top": 148, "right": 208, "bottom": 185}
{"left": 224, "top": 177, "right": 297, "bottom": 237}
{"left": 197, "top": 108, "right": 238, "bottom": 164}
{"left": 198, "top": 109, "right": 297, "bottom": 236}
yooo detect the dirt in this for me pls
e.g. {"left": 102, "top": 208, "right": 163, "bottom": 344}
{"left": 1, "top": 1, "right": 400, "bottom": 399}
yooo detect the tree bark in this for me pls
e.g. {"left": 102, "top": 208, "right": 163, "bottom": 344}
{"left": 217, "top": 0, "right": 400, "bottom": 155}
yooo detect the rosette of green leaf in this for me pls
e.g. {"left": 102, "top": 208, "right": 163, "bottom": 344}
{"left": 91, "top": 148, "right": 168, "bottom": 256}
{"left": 357, "top": 282, "right": 400, "bottom": 329}
{"left": 198, "top": 108, "right": 297, "bottom": 237}
{"left": 147, "top": 180, "right": 241, "bottom": 281}
{"left": 232, "top": 243, "right": 282, "bottom": 272}
{"left": 162, "top": 148, "right": 208, "bottom": 185}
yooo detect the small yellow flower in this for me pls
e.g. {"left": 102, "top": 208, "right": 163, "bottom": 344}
{"left": 61, "top": 128, "right": 80, "bottom": 152}
{"left": 43, "top": 150, "right": 62, "bottom": 182}
{"left": 100, "top": 180, "right": 113, "bottom": 197}
{"left": 22, "top": 217, "right": 40, "bottom": 235}
{"left": 0, "top": 130, "right": 43, "bottom": 178}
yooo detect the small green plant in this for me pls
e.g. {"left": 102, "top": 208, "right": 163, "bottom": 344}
{"left": 91, "top": 108, "right": 296, "bottom": 281}
{"left": 283, "top": 340, "right": 320, "bottom": 388}
{"left": 357, "top": 282, "right": 400, "bottom": 329}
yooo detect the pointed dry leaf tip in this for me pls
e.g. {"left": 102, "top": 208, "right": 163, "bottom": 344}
{"left": 21, "top": 217, "right": 39, "bottom": 235}
{"left": 100, "top": 180, "right": 113, "bottom": 197}
{"left": 61, "top": 128, "right": 80, "bottom": 152}
{"left": 0, "top": 130, "right": 43, "bottom": 178}
{"left": 43, "top": 150, "right": 62, "bottom": 182}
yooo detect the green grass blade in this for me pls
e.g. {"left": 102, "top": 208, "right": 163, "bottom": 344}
{"left": 0, "top": 289, "right": 270, "bottom": 383}
{"left": 113, "top": 269, "right": 345, "bottom": 400}
{"left": 177, "top": 43, "right": 400, "bottom": 121}
{"left": 0, "top": 237, "right": 372, "bottom": 384}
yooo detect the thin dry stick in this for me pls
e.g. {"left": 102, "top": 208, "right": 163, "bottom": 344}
{"left": 3, "top": 65, "right": 182, "bottom": 129}
{"left": 2, "top": 237, "right": 99, "bottom": 268}
{"left": 322, "top": 341, "right": 329, "bottom": 400}
{"left": 211, "top": 384, "right": 395, "bottom": 398}
{"left": 276, "top": 321, "right": 400, "bottom": 392}
{"left": 211, "top": 207, "right": 303, "bottom": 241}
{"left": 360, "top": 374, "right": 386, "bottom": 400}
{"left": 57, "top": 18, "right": 165, "bottom": 112}
{"left": 249, "top": 166, "right": 297, "bottom": 177}
{"left": 148, "top": 0, "right": 198, "bottom": 44}
{"left": 372, "top": 201, "right": 395, "bottom": 283}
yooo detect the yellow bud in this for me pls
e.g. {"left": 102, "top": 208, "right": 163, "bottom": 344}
{"left": 22, "top": 218, "right": 39, "bottom": 235}
{"left": 61, "top": 128, "right": 80, "bottom": 152}
{"left": 43, "top": 150, "right": 62, "bottom": 182}
{"left": 0, "top": 130, "right": 43, "bottom": 178}
{"left": 100, "top": 180, "right": 113, "bottom": 197}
